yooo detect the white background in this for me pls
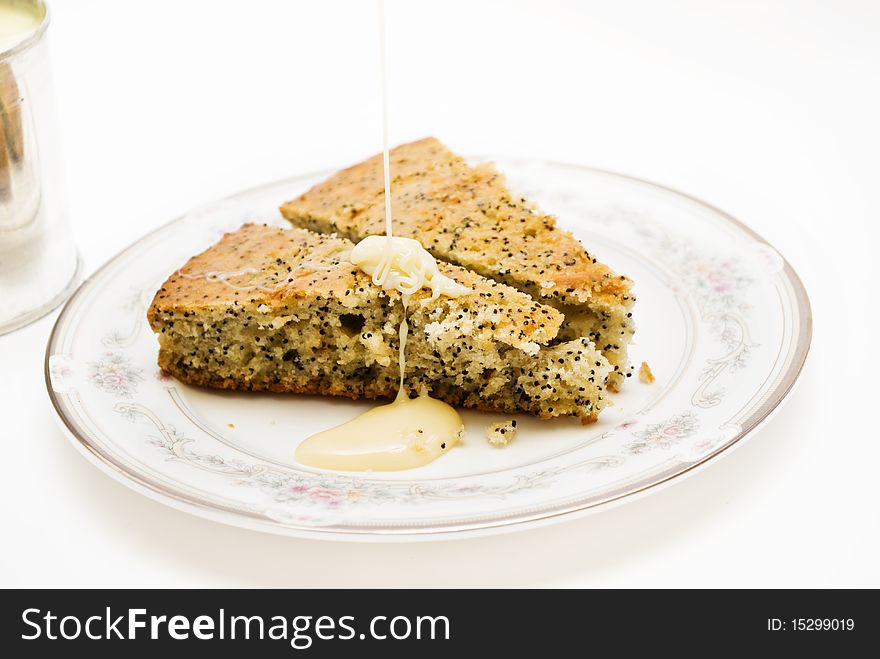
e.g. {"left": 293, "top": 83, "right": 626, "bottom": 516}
{"left": 1, "top": 0, "right": 878, "bottom": 587}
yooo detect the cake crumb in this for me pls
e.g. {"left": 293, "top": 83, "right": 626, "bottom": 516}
{"left": 639, "top": 361, "right": 655, "bottom": 384}
{"left": 227, "top": 423, "right": 236, "bottom": 429}
{"left": 486, "top": 419, "right": 517, "bottom": 447}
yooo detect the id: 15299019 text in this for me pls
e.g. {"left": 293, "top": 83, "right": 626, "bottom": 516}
{"left": 767, "top": 618, "right": 855, "bottom": 631}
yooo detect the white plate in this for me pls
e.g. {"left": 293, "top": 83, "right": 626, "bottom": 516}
{"left": 45, "top": 158, "right": 811, "bottom": 541}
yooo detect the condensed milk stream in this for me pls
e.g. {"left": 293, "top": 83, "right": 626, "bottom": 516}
{"left": 295, "top": 0, "right": 470, "bottom": 471}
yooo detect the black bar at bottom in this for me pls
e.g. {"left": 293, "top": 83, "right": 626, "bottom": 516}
{"left": 0, "top": 589, "right": 874, "bottom": 656}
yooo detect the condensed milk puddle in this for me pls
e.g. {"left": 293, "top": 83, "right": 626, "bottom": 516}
{"left": 295, "top": 392, "right": 463, "bottom": 471}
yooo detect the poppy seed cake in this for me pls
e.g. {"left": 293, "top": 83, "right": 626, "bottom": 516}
{"left": 279, "top": 137, "right": 635, "bottom": 390}
{"left": 147, "top": 224, "right": 613, "bottom": 422}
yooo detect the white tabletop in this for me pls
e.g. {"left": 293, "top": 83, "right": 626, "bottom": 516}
{"left": 2, "top": 0, "right": 877, "bottom": 587}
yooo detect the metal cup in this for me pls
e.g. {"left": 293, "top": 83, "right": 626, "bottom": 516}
{"left": 0, "top": 0, "right": 79, "bottom": 334}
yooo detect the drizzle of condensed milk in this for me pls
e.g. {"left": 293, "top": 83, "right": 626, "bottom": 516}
{"left": 294, "top": 237, "right": 471, "bottom": 471}
{"left": 295, "top": 236, "right": 471, "bottom": 470}
{"left": 295, "top": 0, "right": 471, "bottom": 472}
{"left": 294, "top": 235, "right": 471, "bottom": 471}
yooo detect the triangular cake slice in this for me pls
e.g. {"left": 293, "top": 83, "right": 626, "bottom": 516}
{"left": 147, "top": 224, "right": 613, "bottom": 422}
{"left": 280, "top": 137, "right": 635, "bottom": 390}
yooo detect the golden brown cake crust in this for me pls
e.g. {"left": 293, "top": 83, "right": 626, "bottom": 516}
{"left": 148, "top": 223, "right": 563, "bottom": 351}
{"left": 279, "top": 137, "right": 632, "bottom": 309}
